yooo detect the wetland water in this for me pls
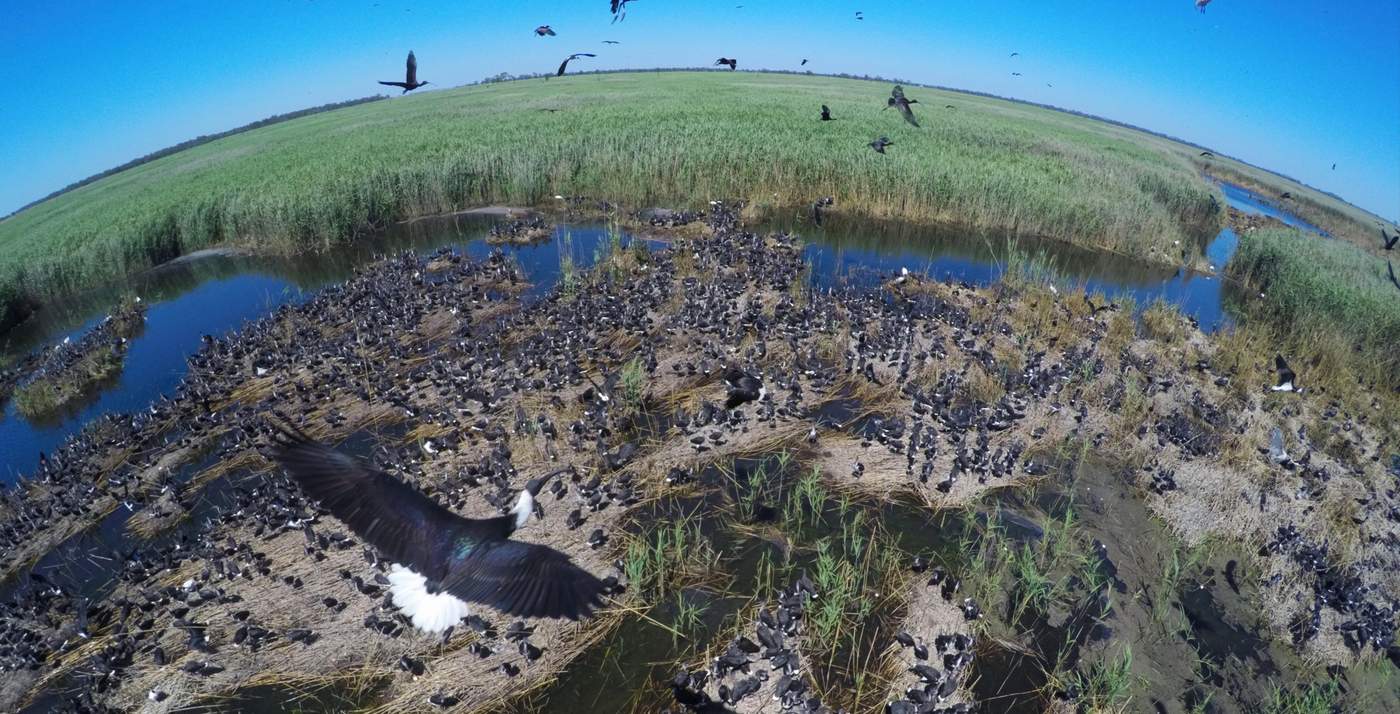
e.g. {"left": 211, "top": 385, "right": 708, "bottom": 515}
{"left": 0, "top": 184, "right": 1295, "bottom": 480}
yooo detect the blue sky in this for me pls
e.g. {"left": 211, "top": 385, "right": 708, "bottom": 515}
{"left": 1, "top": 1, "right": 1397, "bottom": 220}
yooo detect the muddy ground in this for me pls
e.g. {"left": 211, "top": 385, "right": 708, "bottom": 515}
{"left": 0, "top": 206, "right": 1396, "bottom": 713}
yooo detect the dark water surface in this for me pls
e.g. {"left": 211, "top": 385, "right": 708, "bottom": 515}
{"left": 0, "top": 185, "right": 1302, "bottom": 481}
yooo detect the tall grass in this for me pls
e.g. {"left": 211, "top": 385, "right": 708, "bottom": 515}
{"left": 1228, "top": 227, "right": 1400, "bottom": 389}
{"left": 0, "top": 72, "right": 1219, "bottom": 322}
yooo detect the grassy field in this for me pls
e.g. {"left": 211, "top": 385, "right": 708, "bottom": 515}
{"left": 0, "top": 71, "right": 1223, "bottom": 322}
{"left": 1228, "top": 227, "right": 1400, "bottom": 390}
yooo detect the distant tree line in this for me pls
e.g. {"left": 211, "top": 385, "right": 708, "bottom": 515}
{"left": 4, "top": 95, "right": 389, "bottom": 220}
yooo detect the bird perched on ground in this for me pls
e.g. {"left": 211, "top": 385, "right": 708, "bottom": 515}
{"left": 820, "top": 104, "right": 833, "bottom": 121}
{"left": 1382, "top": 228, "right": 1397, "bottom": 250}
{"left": 535, "top": 25, "right": 556, "bottom": 36}
{"left": 1271, "top": 355, "right": 1298, "bottom": 393}
{"left": 1196, "top": 0, "right": 1212, "bottom": 12}
{"left": 379, "top": 51, "right": 429, "bottom": 94}
{"left": 269, "top": 424, "right": 607, "bottom": 632}
{"left": 610, "top": 0, "right": 636, "bottom": 23}
{"left": 811, "top": 196, "right": 833, "bottom": 226}
{"left": 869, "top": 136, "right": 893, "bottom": 154}
{"left": 723, "top": 367, "right": 765, "bottom": 410}
{"left": 1268, "top": 427, "right": 1291, "bottom": 465}
{"left": 556, "top": 52, "right": 596, "bottom": 76}
{"left": 885, "top": 85, "right": 919, "bottom": 127}
{"left": 715, "top": 57, "right": 738, "bottom": 70}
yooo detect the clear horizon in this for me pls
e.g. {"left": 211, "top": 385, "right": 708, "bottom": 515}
{"left": 2, "top": 1, "right": 1397, "bottom": 221}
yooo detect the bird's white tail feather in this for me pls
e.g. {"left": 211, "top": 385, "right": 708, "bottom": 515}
{"left": 512, "top": 490, "right": 535, "bottom": 529}
{"left": 387, "top": 564, "right": 469, "bottom": 633}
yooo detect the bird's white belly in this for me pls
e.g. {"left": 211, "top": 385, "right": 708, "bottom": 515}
{"left": 387, "top": 564, "right": 469, "bottom": 633}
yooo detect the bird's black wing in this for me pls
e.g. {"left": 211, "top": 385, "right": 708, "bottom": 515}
{"left": 1388, "top": 261, "right": 1399, "bottom": 291}
{"left": 441, "top": 539, "right": 607, "bottom": 619}
{"left": 897, "top": 100, "right": 920, "bottom": 127}
{"left": 270, "top": 426, "right": 474, "bottom": 579}
{"left": 557, "top": 58, "right": 571, "bottom": 76}
{"left": 379, "top": 82, "right": 409, "bottom": 89}
{"left": 891, "top": 85, "right": 907, "bottom": 103}
{"left": 406, "top": 51, "right": 418, "bottom": 85}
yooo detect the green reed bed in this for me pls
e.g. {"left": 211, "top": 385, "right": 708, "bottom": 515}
{"left": 1228, "top": 227, "right": 1400, "bottom": 389}
{"left": 0, "top": 72, "right": 1220, "bottom": 323}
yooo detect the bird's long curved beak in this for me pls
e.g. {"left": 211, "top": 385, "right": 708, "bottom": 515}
{"left": 524, "top": 467, "right": 573, "bottom": 496}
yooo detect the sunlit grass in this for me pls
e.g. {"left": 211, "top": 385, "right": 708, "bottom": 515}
{"left": 0, "top": 71, "right": 1220, "bottom": 320}
{"left": 1228, "top": 227, "right": 1400, "bottom": 401}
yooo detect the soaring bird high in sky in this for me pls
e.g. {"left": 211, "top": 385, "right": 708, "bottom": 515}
{"left": 610, "top": 0, "right": 637, "bottom": 23}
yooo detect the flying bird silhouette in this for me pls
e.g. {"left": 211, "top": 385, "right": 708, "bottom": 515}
{"left": 1382, "top": 228, "right": 1398, "bottom": 250}
{"left": 885, "top": 85, "right": 919, "bottom": 127}
{"left": 1010, "top": 52, "right": 1020, "bottom": 57}
{"left": 855, "top": 11, "right": 864, "bottom": 20}
{"left": 715, "top": 57, "right": 737, "bottom": 70}
{"left": 1011, "top": 72, "right": 1022, "bottom": 77}
{"left": 1196, "top": 0, "right": 1212, "bottom": 13}
{"left": 1200, "top": 151, "right": 1214, "bottom": 158}
{"left": 869, "top": 136, "right": 893, "bottom": 154}
{"left": 557, "top": 53, "right": 596, "bottom": 76}
{"left": 379, "top": 51, "right": 429, "bottom": 94}
{"left": 801, "top": 59, "right": 809, "bottom": 66}
{"left": 1388, "top": 261, "right": 1400, "bottom": 292}
{"left": 603, "top": 40, "right": 621, "bottom": 44}
{"left": 270, "top": 425, "right": 607, "bottom": 631}
{"left": 535, "top": 25, "right": 556, "bottom": 36}
{"left": 820, "top": 104, "right": 833, "bottom": 121}
{"left": 610, "top": 0, "right": 636, "bottom": 23}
